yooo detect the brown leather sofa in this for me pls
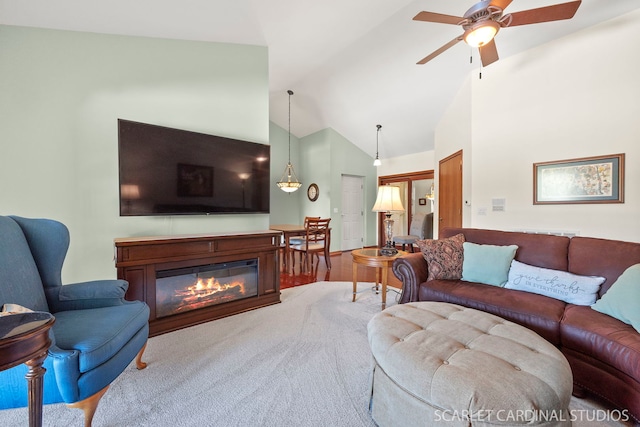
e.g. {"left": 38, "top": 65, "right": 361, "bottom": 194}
{"left": 392, "top": 227, "right": 640, "bottom": 424}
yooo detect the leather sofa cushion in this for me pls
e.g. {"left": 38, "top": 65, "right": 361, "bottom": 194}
{"left": 568, "top": 237, "right": 640, "bottom": 296}
{"left": 53, "top": 302, "right": 150, "bottom": 373}
{"left": 418, "top": 279, "right": 566, "bottom": 345}
{"left": 561, "top": 304, "right": 640, "bottom": 381}
{"left": 442, "top": 228, "right": 570, "bottom": 272}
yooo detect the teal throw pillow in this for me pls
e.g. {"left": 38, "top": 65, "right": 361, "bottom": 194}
{"left": 461, "top": 242, "right": 518, "bottom": 287}
{"left": 591, "top": 263, "right": 640, "bottom": 333}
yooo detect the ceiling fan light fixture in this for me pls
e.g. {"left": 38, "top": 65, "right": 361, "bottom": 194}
{"left": 464, "top": 20, "right": 499, "bottom": 47}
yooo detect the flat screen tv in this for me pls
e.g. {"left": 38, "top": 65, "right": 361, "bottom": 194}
{"left": 118, "top": 119, "right": 270, "bottom": 216}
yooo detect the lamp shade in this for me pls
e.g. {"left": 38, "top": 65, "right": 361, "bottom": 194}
{"left": 372, "top": 185, "right": 405, "bottom": 213}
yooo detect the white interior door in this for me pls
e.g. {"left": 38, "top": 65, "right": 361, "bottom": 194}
{"left": 341, "top": 175, "right": 364, "bottom": 250}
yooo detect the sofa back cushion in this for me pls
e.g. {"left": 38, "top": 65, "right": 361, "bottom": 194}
{"left": 568, "top": 236, "right": 640, "bottom": 296}
{"left": 0, "top": 216, "right": 49, "bottom": 312}
{"left": 442, "top": 228, "right": 570, "bottom": 271}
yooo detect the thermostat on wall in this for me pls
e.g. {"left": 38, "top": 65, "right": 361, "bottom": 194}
{"left": 492, "top": 198, "right": 506, "bottom": 212}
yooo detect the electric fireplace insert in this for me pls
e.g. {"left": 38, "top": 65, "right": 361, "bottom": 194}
{"left": 156, "top": 259, "right": 258, "bottom": 318}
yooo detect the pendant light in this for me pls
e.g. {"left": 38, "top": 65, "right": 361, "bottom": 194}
{"left": 277, "top": 90, "right": 302, "bottom": 193}
{"left": 373, "top": 124, "right": 382, "bottom": 166}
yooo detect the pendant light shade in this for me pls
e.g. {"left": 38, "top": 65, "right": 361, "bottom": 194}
{"left": 373, "top": 124, "right": 382, "bottom": 167}
{"left": 277, "top": 90, "right": 302, "bottom": 192}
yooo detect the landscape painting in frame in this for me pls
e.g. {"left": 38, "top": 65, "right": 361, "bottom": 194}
{"left": 533, "top": 154, "right": 625, "bottom": 204}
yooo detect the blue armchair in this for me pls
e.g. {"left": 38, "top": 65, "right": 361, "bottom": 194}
{"left": 0, "top": 216, "right": 149, "bottom": 426}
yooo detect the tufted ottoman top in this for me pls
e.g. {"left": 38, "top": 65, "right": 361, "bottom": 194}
{"left": 368, "top": 302, "right": 573, "bottom": 425}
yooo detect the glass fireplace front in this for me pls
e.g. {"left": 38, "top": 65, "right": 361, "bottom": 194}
{"left": 155, "top": 259, "right": 258, "bottom": 318}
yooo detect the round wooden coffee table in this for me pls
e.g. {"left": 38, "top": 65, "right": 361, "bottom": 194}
{"left": 351, "top": 248, "right": 407, "bottom": 309}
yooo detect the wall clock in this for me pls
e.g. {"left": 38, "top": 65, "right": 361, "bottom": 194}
{"left": 307, "top": 183, "right": 319, "bottom": 202}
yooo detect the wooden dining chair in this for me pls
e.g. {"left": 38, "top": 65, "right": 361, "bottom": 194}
{"left": 282, "top": 217, "right": 320, "bottom": 271}
{"left": 290, "top": 217, "right": 331, "bottom": 273}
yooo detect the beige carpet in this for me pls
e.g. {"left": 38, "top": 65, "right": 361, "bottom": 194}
{"left": 0, "top": 281, "right": 633, "bottom": 426}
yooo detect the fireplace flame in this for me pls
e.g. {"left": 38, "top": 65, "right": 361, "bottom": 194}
{"left": 174, "top": 276, "right": 246, "bottom": 307}
{"left": 191, "top": 277, "right": 245, "bottom": 296}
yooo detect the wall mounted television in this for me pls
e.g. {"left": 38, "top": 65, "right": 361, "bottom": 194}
{"left": 118, "top": 119, "right": 270, "bottom": 216}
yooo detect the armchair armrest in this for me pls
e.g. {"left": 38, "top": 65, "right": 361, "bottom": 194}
{"left": 47, "top": 342, "right": 82, "bottom": 402}
{"left": 46, "top": 280, "right": 129, "bottom": 313}
{"left": 393, "top": 252, "right": 428, "bottom": 304}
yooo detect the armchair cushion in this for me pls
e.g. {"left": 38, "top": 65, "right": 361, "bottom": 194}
{"left": 54, "top": 303, "right": 149, "bottom": 373}
{"left": 59, "top": 280, "right": 128, "bottom": 301}
{"left": 46, "top": 280, "right": 129, "bottom": 312}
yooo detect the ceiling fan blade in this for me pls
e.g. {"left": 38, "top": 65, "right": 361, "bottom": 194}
{"left": 479, "top": 39, "right": 499, "bottom": 67}
{"left": 507, "top": 0, "right": 581, "bottom": 27}
{"left": 490, "top": 0, "right": 513, "bottom": 11}
{"left": 413, "top": 11, "right": 465, "bottom": 25}
{"left": 417, "top": 36, "right": 463, "bottom": 65}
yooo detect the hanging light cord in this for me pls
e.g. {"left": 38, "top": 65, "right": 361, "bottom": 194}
{"left": 276, "top": 89, "right": 301, "bottom": 192}
{"left": 373, "top": 124, "right": 382, "bottom": 166}
{"left": 287, "top": 90, "right": 293, "bottom": 163}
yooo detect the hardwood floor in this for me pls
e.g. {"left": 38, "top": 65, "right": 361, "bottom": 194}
{"left": 279, "top": 249, "right": 403, "bottom": 290}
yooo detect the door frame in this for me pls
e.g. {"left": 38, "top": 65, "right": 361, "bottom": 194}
{"left": 438, "top": 150, "right": 463, "bottom": 236}
{"left": 377, "top": 170, "right": 434, "bottom": 247}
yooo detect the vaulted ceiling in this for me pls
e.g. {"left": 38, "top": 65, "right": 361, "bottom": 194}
{"left": 2, "top": 0, "right": 638, "bottom": 159}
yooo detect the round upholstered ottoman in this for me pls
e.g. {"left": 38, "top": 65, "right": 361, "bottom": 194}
{"left": 367, "top": 302, "right": 573, "bottom": 427}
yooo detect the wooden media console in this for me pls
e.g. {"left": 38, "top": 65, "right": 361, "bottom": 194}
{"left": 114, "top": 231, "right": 281, "bottom": 337}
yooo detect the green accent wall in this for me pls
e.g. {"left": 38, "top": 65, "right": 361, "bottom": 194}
{"left": 0, "top": 25, "right": 269, "bottom": 282}
{"left": 269, "top": 121, "right": 301, "bottom": 224}
{"left": 299, "top": 128, "right": 378, "bottom": 252}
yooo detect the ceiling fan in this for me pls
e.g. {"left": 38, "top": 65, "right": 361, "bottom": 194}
{"left": 414, "top": 0, "right": 582, "bottom": 67}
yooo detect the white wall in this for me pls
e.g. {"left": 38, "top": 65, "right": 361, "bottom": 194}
{"left": 376, "top": 151, "right": 435, "bottom": 177}
{"left": 435, "top": 9, "right": 640, "bottom": 242}
{"left": 434, "top": 78, "right": 473, "bottom": 236}
{"left": 0, "top": 25, "right": 270, "bottom": 282}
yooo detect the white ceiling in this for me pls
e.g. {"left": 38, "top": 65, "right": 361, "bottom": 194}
{"left": 1, "top": 0, "right": 638, "bottom": 159}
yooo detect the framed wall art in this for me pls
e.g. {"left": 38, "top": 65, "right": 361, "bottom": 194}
{"left": 533, "top": 153, "right": 624, "bottom": 204}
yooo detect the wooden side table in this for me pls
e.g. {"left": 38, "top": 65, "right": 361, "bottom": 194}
{"left": 0, "top": 311, "right": 55, "bottom": 427}
{"left": 351, "top": 248, "right": 407, "bottom": 309}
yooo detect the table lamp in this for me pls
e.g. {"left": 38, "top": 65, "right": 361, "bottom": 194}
{"left": 372, "top": 185, "right": 405, "bottom": 256}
